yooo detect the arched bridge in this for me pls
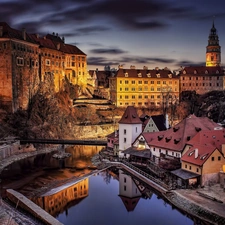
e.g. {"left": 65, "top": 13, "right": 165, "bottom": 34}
{"left": 20, "top": 139, "right": 107, "bottom": 146}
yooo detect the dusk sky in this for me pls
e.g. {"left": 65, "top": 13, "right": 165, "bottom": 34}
{"left": 1, "top": 0, "right": 225, "bottom": 71}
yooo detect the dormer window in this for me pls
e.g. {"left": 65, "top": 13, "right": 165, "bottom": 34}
{"left": 194, "top": 70, "right": 197, "bottom": 74}
{"left": 216, "top": 70, "right": 219, "bottom": 74}
{"left": 173, "top": 126, "right": 179, "bottom": 132}
{"left": 156, "top": 73, "right": 160, "bottom": 78}
{"left": 147, "top": 73, "right": 151, "bottom": 77}
{"left": 158, "top": 135, "right": 164, "bottom": 141}
{"left": 168, "top": 74, "right": 172, "bottom": 78}
{"left": 125, "top": 72, "right": 128, "bottom": 77}
{"left": 138, "top": 73, "right": 142, "bottom": 77}
{"left": 183, "top": 70, "right": 186, "bottom": 74}
{"left": 205, "top": 70, "right": 208, "bottom": 74}
{"left": 174, "top": 138, "right": 181, "bottom": 144}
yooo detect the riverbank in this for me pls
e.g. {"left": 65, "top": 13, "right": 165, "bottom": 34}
{"left": 1, "top": 151, "right": 225, "bottom": 225}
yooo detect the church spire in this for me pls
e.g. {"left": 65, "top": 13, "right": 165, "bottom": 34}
{"left": 206, "top": 19, "right": 221, "bottom": 67}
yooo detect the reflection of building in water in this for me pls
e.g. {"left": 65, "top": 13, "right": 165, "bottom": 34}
{"left": 33, "top": 177, "right": 89, "bottom": 216}
{"left": 118, "top": 170, "right": 152, "bottom": 212}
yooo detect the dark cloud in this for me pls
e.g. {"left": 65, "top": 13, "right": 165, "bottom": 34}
{"left": 0, "top": 0, "right": 200, "bottom": 33}
{"left": 90, "top": 48, "right": 128, "bottom": 54}
{"left": 87, "top": 57, "right": 119, "bottom": 66}
{"left": 73, "top": 26, "right": 110, "bottom": 36}
{"left": 88, "top": 55, "right": 177, "bottom": 67}
{"left": 176, "top": 60, "right": 205, "bottom": 67}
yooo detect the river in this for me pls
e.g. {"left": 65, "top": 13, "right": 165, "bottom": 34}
{"left": 0, "top": 145, "right": 207, "bottom": 225}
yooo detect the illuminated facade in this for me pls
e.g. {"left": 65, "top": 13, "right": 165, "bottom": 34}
{"left": 109, "top": 66, "right": 179, "bottom": 108}
{"left": 180, "top": 22, "right": 225, "bottom": 95}
{"left": 206, "top": 21, "right": 221, "bottom": 67}
{"left": 0, "top": 22, "right": 87, "bottom": 112}
{"left": 33, "top": 178, "right": 89, "bottom": 217}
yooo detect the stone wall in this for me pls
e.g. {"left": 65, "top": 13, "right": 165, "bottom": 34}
{"left": 6, "top": 189, "right": 63, "bottom": 225}
{"left": 72, "top": 123, "right": 118, "bottom": 139}
{"left": 0, "top": 141, "right": 36, "bottom": 160}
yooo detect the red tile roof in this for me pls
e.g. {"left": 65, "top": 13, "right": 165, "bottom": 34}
{"left": 118, "top": 106, "right": 142, "bottom": 124}
{"left": 142, "top": 115, "right": 219, "bottom": 152}
{"left": 181, "top": 66, "right": 223, "bottom": 75}
{"left": 0, "top": 22, "right": 86, "bottom": 55}
{"left": 115, "top": 68, "right": 177, "bottom": 78}
{"left": 182, "top": 129, "right": 225, "bottom": 166}
{"left": 182, "top": 145, "right": 217, "bottom": 166}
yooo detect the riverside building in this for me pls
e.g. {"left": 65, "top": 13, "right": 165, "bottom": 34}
{"left": 0, "top": 22, "right": 87, "bottom": 112}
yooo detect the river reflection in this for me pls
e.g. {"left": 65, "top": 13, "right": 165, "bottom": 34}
{"left": 0, "top": 146, "right": 207, "bottom": 225}
{"left": 0, "top": 145, "right": 102, "bottom": 196}
{"left": 51, "top": 169, "right": 195, "bottom": 225}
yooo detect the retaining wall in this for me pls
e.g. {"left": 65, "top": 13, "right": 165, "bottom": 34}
{"left": 6, "top": 189, "right": 63, "bottom": 225}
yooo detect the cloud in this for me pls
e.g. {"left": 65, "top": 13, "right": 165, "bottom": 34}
{"left": 88, "top": 55, "right": 177, "bottom": 67}
{"left": 90, "top": 48, "right": 128, "bottom": 54}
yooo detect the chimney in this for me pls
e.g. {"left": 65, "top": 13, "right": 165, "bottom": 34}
{"left": 195, "top": 148, "right": 198, "bottom": 159}
{"left": 0, "top": 26, "right": 3, "bottom": 37}
{"left": 118, "top": 65, "right": 123, "bottom": 69}
{"left": 62, "top": 36, "right": 65, "bottom": 43}
{"left": 57, "top": 43, "right": 60, "bottom": 50}
{"left": 130, "top": 65, "right": 136, "bottom": 69}
{"left": 22, "top": 28, "right": 26, "bottom": 40}
{"left": 165, "top": 114, "right": 169, "bottom": 129}
{"left": 143, "top": 66, "right": 148, "bottom": 70}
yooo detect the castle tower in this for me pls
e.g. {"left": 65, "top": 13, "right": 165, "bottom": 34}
{"left": 206, "top": 20, "right": 221, "bottom": 67}
{"left": 118, "top": 106, "right": 142, "bottom": 157}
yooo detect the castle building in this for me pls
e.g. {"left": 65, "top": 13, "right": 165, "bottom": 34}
{"left": 109, "top": 66, "right": 179, "bottom": 108}
{"left": 0, "top": 22, "right": 87, "bottom": 112}
{"left": 179, "top": 22, "right": 225, "bottom": 95}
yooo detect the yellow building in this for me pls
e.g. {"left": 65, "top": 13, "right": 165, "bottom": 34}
{"left": 180, "top": 130, "right": 225, "bottom": 187}
{"left": 109, "top": 66, "right": 179, "bottom": 108}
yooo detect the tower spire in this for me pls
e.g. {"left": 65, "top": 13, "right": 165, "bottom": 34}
{"left": 206, "top": 19, "right": 221, "bottom": 67}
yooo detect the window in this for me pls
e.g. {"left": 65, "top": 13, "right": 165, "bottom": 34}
{"left": 125, "top": 95, "right": 129, "bottom": 99}
{"left": 163, "top": 81, "right": 166, "bottom": 84}
{"left": 124, "top": 138, "right": 126, "bottom": 143}
{"left": 131, "top": 88, "right": 135, "bottom": 91}
{"left": 185, "top": 164, "right": 187, "bottom": 168}
{"left": 212, "top": 156, "right": 214, "bottom": 161}
{"left": 124, "top": 178, "right": 126, "bottom": 183}
{"left": 120, "top": 80, "right": 122, "bottom": 84}
{"left": 124, "top": 185, "right": 126, "bottom": 191}
{"left": 131, "top": 80, "right": 135, "bottom": 84}
{"left": 218, "top": 156, "right": 221, "bottom": 161}
{"left": 189, "top": 166, "right": 192, "bottom": 170}
{"left": 157, "top": 81, "right": 160, "bottom": 84}
{"left": 138, "top": 81, "right": 142, "bottom": 84}
{"left": 151, "top": 81, "right": 154, "bottom": 84}
{"left": 125, "top": 88, "right": 129, "bottom": 91}
{"left": 151, "top": 87, "right": 154, "bottom": 91}
{"left": 46, "top": 59, "right": 50, "bottom": 66}
{"left": 17, "top": 57, "right": 24, "bottom": 66}
{"left": 125, "top": 80, "right": 129, "bottom": 84}
{"left": 144, "top": 81, "right": 148, "bottom": 84}
{"left": 196, "top": 168, "right": 199, "bottom": 172}
{"left": 124, "top": 129, "right": 127, "bottom": 135}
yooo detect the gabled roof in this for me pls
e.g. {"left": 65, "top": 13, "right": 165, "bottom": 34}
{"left": 118, "top": 106, "right": 142, "bottom": 124}
{"left": 181, "top": 144, "right": 218, "bottom": 166}
{"left": 182, "top": 129, "right": 225, "bottom": 166}
{"left": 151, "top": 115, "right": 167, "bottom": 131}
{"left": 142, "top": 115, "right": 219, "bottom": 152}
